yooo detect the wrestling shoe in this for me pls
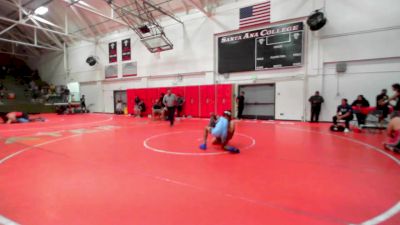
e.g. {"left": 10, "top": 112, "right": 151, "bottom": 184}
{"left": 199, "top": 144, "right": 207, "bottom": 150}
{"left": 225, "top": 146, "right": 240, "bottom": 154}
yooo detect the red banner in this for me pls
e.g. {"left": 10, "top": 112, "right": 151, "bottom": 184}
{"left": 122, "top": 38, "right": 131, "bottom": 61}
{"left": 109, "top": 42, "right": 117, "bottom": 63}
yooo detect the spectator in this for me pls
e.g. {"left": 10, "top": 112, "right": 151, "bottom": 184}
{"left": 159, "top": 93, "right": 165, "bottom": 108}
{"left": 116, "top": 100, "right": 123, "bottom": 114}
{"left": 351, "top": 95, "right": 370, "bottom": 126}
{"left": 0, "top": 82, "right": 5, "bottom": 99}
{"left": 376, "top": 89, "right": 389, "bottom": 123}
{"left": 80, "top": 95, "right": 86, "bottom": 112}
{"left": 134, "top": 98, "right": 145, "bottom": 117}
{"left": 176, "top": 93, "right": 185, "bottom": 117}
{"left": 236, "top": 91, "right": 245, "bottom": 119}
{"left": 135, "top": 96, "right": 140, "bottom": 105}
{"left": 152, "top": 99, "right": 163, "bottom": 120}
{"left": 309, "top": 91, "right": 324, "bottom": 122}
{"left": 64, "top": 87, "right": 70, "bottom": 102}
{"left": 332, "top": 98, "right": 354, "bottom": 132}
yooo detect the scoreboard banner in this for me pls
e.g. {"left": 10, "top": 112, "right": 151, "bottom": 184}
{"left": 122, "top": 62, "right": 137, "bottom": 77}
{"left": 121, "top": 38, "right": 131, "bottom": 61}
{"left": 108, "top": 41, "right": 117, "bottom": 63}
{"left": 218, "top": 22, "right": 304, "bottom": 74}
{"left": 105, "top": 65, "right": 118, "bottom": 79}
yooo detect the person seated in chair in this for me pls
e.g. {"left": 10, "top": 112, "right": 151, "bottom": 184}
{"left": 134, "top": 99, "right": 146, "bottom": 118}
{"left": 332, "top": 98, "right": 354, "bottom": 132}
{"left": 376, "top": 89, "right": 389, "bottom": 123}
{"left": 351, "top": 95, "right": 370, "bottom": 126}
{"left": 152, "top": 99, "right": 164, "bottom": 120}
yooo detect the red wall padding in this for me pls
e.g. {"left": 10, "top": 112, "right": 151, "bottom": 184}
{"left": 216, "top": 84, "right": 233, "bottom": 116}
{"left": 184, "top": 86, "right": 200, "bottom": 117}
{"left": 126, "top": 84, "right": 232, "bottom": 118}
{"left": 126, "top": 89, "right": 135, "bottom": 114}
{"left": 200, "top": 85, "right": 216, "bottom": 118}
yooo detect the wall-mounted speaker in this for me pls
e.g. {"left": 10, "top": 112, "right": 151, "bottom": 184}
{"left": 138, "top": 25, "right": 150, "bottom": 34}
{"left": 86, "top": 56, "right": 97, "bottom": 66}
{"left": 307, "top": 10, "right": 327, "bottom": 31}
{"left": 336, "top": 62, "right": 347, "bottom": 73}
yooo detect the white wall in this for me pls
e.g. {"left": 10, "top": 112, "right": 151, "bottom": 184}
{"left": 276, "top": 80, "right": 305, "bottom": 120}
{"left": 34, "top": 0, "right": 400, "bottom": 118}
{"left": 80, "top": 82, "right": 104, "bottom": 112}
{"left": 317, "top": 58, "right": 400, "bottom": 122}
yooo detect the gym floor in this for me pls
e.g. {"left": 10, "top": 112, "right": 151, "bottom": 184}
{"left": 0, "top": 114, "right": 399, "bottom": 225}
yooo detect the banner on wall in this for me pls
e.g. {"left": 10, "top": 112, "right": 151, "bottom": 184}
{"left": 105, "top": 65, "right": 118, "bottom": 79}
{"left": 121, "top": 38, "right": 131, "bottom": 61}
{"left": 109, "top": 41, "right": 117, "bottom": 63}
{"left": 122, "top": 62, "right": 137, "bottom": 77}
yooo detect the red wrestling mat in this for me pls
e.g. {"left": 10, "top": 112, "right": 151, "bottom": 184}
{"left": 0, "top": 114, "right": 399, "bottom": 225}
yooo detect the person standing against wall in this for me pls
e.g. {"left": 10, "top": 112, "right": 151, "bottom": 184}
{"left": 236, "top": 91, "right": 245, "bottom": 119}
{"left": 176, "top": 93, "right": 185, "bottom": 117}
{"left": 309, "top": 91, "right": 324, "bottom": 122}
{"left": 163, "top": 89, "right": 177, "bottom": 126}
{"left": 80, "top": 95, "right": 86, "bottom": 113}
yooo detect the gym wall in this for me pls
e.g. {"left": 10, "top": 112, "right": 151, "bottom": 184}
{"left": 31, "top": 0, "right": 400, "bottom": 120}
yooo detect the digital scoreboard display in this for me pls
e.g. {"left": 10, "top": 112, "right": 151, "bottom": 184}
{"left": 218, "top": 22, "right": 304, "bottom": 74}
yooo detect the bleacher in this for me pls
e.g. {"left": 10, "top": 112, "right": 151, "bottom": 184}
{"left": 0, "top": 69, "right": 57, "bottom": 113}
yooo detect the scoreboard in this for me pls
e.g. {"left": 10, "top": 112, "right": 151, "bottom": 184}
{"left": 218, "top": 22, "right": 304, "bottom": 74}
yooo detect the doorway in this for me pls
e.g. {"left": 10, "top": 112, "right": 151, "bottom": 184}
{"left": 113, "top": 90, "right": 127, "bottom": 114}
{"left": 238, "top": 84, "right": 275, "bottom": 120}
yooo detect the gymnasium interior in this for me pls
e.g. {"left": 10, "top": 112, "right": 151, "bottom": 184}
{"left": 0, "top": 0, "right": 399, "bottom": 224}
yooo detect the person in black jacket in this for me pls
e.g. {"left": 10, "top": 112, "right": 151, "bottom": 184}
{"left": 376, "top": 89, "right": 389, "bottom": 123}
{"left": 309, "top": 91, "right": 324, "bottom": 122}
{"left": 333, "top": 98, "right": 354, "bottom": 132}
{"left": 351, "top": 95, "right": 370, "bottom": 126}
{"left": 236, "top": 91, "right": 245, "bottom": 119}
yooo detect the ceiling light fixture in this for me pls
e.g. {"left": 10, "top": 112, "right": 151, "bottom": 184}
{"left": 34, "top": 6, "right": 48, "bottom": 15}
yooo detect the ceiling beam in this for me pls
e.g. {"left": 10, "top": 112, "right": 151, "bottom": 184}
{"left": 63, "top": 0, "right": 128, "bottom": 26}
{"left": 143, "top": 1, "right": 183, "bottom": 24}
{"left": 70, "top": 5, "right": 98, "bottom": 37}
{"left": 183, "top": 0, "right": 211, "bottom": 16}
{"left": 0, "top": 23, "right": 19, "bottom": 36}
{"left": 0, "top": 24, "right": 41, "bottom": 56}
{"left": 29, "top": 17, "right": 64, "bottom": 49}
{"left": 0, "top": 16, "right": 93, "bottom": 42}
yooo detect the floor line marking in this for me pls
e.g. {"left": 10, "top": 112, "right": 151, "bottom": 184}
{"left": 143, "top": 130, "right": 256, "bottom": 156}
{"left": 0, "top": 215, "right": 20, "bottom": 225}
{"left": 271, "top": 124, "right": 400, "bottom": 225}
